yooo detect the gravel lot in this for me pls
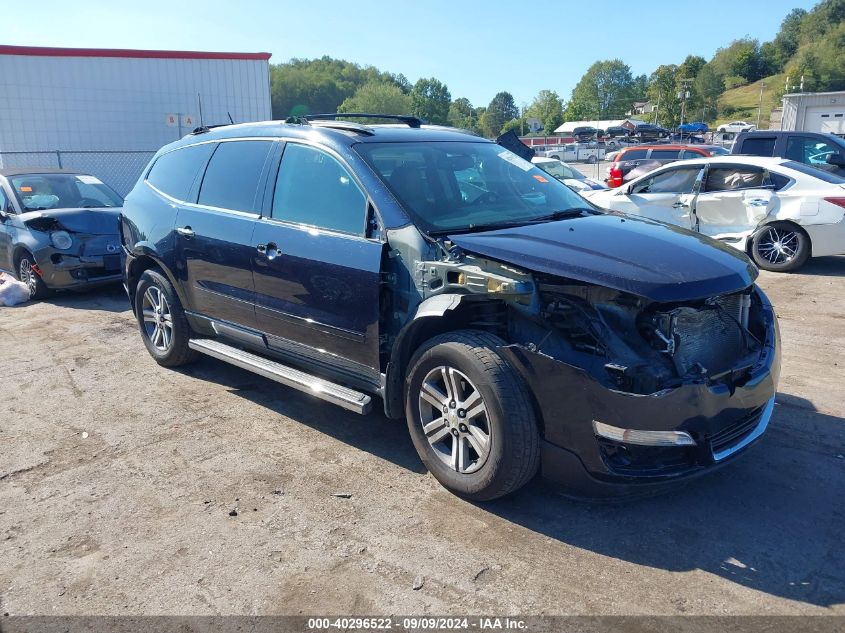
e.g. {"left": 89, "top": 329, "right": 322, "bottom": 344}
{"left": 1, "top": 259, "right": 844, "bottom": 616}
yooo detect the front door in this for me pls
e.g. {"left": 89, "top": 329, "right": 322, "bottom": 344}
{"left": 174, "top": 139, "right": 276, "bottom": 329}
{"left": 252, "top": 141, "right": 383, "bottom": 374}
{"left": 0, "top": 186, "right": 14, "bottom": 271}
{"left": 614, "top": 165, "right": 703, "bottom": 228}
{"left": 693, "top": 164, "right": 775, "bottom": 238}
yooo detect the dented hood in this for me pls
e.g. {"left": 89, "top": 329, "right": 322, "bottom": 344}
{"left": 448, "top": 214, "right": 757, "bottom": 302}
{"left": 21, "top": 208, "right": 121, "bottom": 236}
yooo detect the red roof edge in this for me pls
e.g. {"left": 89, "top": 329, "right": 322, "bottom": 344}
{"left": 0, "top": 45, "right": 271, "bottom": 61}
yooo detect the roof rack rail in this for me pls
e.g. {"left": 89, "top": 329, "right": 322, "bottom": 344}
{"left": 304, "top": 113, "right": 425, "bottom": 128}
{"left": 190, "top": 124, "right": 230, "bottom": 135}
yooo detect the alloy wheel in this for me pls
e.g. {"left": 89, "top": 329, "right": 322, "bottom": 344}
{"left": 756, "top": 226, "right": 799, "bottom": 265}
{"left": 141, "top": 285, "right": 173, "bottom": 352}
{"left": 18, "top": 258, "right": 37, "bottom": 297}
{"left": 418, "top": 366, "right": 491, "bottom": 474}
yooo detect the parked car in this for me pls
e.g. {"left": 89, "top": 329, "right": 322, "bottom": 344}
{"left": 604, "top": 126, "right": 631, "bottom": 138}
{"left": 732, "top": 130, "right": 845, "bottom": 177}
{"left": 631, "top": 123, "right": 670, "bottom": 140}
{"left": 584, "top": 155, "right": 845, "bottom": 272}
{"left": 542, "top": 143, "right": 605, "bottom": 163}
{"left": 606, "top": 144, "right": 729, "bottom": 188}
{"left": 571, "top": 126, "right": 599, "bottom": 141}
{"left": 121, "top": 114, "right": 779, "bottom": 500}
{"left": 717, "top": 121, "right": 756, "bottom": 134}
{"left": 531, "top": 156, "right": 607, "bottom": 192}
{"left": 0, "top": 168, "right": 123, "bottom": 298}
{"left": 679, "top": 122, "right": 709, "bottom": 134}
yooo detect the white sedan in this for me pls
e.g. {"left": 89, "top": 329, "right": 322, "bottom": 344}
{"left": 582, "top": 156, "right": 845, "bottom": 271}
{"left": 717, "top": 121, "right": 756, "bottom": 133}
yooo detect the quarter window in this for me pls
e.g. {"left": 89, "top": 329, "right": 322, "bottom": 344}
{"left": 146, "top": 143, "right": 215, "bottom": 201}
{"left": 649, "top": 149, "right": 681, "bottom": 159}
{"left": 272, "top": 143, "right": 366, "bottom": 234}
{"left": 198, "top": 140, "right": 274, "bottom": 212}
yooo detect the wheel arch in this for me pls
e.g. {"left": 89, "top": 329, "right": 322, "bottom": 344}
{"left": 746, "top": 219, "right": 811, "bottom": 256}
{"left": 126, "top": 251, "right": 185, "bottom": 315}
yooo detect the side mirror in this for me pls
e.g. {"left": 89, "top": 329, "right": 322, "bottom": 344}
{"left": 826, "top": 153, "right": 845, "bottom": 167}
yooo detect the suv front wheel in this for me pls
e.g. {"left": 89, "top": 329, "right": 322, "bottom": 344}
{"left": 134, "top": 268, "right": 199, "bottom": 367}
{"left": 405, "top": 330, "right": 540, "bottom": 501}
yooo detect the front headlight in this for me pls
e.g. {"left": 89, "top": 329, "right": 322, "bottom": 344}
{"left": 50, "top": 231, "right": 73, "bottom": 250}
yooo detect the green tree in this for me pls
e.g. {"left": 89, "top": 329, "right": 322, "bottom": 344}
{"left": 678, "top": 55, "right": 707, "bottom": 80}
{"left": 481, "top": 92, "right": 519, "bottom": 137}
{"left": 647, "top": 64, "right": 681, "bottom": 127}
{"left": 410, "top": 77, "right": 451, "bottom": 125}
{"left": 567, "top": 60, "right": 636, "bottom": 120}
{"left": 447, "top": 97, "right": 479, "bottom": 133}
{"left": 525, "top": 89, "right": 564, "bottom": 135}
{"left": 768, "top": 8, "right": 807, "bottom": 70}
{"left": 694, "top": 64, "right": 724, "bottom": 122}
{"left": 338, "top": 82, "right": 413, "bottom": 116}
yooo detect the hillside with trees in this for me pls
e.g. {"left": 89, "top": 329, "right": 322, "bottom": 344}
{"left": 268, "top": 0, "right": 845, "bottom": 136}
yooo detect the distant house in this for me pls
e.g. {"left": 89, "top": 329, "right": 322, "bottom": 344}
{"left": 631, "top": 102, "right": 657, "bottom": 115}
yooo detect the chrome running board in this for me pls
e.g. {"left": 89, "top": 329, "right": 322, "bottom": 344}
{"left": 188, "top": 338, "right": 372, "bottom": 414}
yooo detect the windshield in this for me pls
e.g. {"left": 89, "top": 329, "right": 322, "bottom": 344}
{"left": 535, "top": 160, "right": 582, "bottom": 181}
{"left": 10, "top": 173, "right": 123, "bottom": 211}
{"left": 355, "top": 141, "right": 593, "bottom": 233}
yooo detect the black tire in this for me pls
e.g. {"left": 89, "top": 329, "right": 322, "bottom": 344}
{"left": 134, "top": 268, "right": 199, "bottom": 367}
{"left": 750, "top": 222, "right": 811, "bottom": 272}
{"left": 404, "top": 330, "right": 540, "bottom": 501}
{"left": 15, "top": 251, "right": 53, "bottom": 300}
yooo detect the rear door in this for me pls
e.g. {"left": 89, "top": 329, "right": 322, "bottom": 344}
{"left": 172, "top": 139, "right": 276, "bottom": 328}
{"left": 251, "top": 141, "right": 383, "bottom": 374}
{"left": 618, "top": 165, "right": 703, "bottom": 228}
{"left": 692, "top": 164, "right": 775, "bottom": 238}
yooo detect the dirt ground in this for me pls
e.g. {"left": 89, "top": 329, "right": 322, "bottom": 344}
{"left": 1, "top": 258, "right": 844, "bottom": 616}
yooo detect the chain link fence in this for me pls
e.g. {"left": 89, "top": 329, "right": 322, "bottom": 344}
{"left": 0, "top": 150, "right": 156, "bottom": 197}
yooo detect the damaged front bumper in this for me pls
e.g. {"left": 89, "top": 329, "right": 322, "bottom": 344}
{"left": 499, "top": 290, "right": 781, "bottom": 498}
{"left": 33, "top": 238, "right": 123, "bottom": 290}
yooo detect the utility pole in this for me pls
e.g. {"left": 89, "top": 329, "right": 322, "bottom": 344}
{"left": 757, "top": 82, "right": 766, "bottom": 129}
{"left": 678, "top": 79, "right": 693, "bottom": 140}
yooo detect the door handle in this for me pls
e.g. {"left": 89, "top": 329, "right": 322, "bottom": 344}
{"left": 175, "top": 226, "right": 194, "bottom": 237}
{"left": 748, "top": 198, "right": 769, "bottom": 207}
{"left": 672, "top": 202, "right": 689, "bottom": 209}
{"left": 257, "top": 242, "right": 280, "bottom": 260}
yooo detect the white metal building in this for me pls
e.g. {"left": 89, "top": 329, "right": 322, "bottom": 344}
{"left": 780, "top": 91, "right": 845, "bottom": 135}
{"left": 0, "top": 45, "right": 272, "bottom": 194}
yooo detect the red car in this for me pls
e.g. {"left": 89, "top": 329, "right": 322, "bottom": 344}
{"left": 607, "top": 144, "right": 729, "bottom": 188}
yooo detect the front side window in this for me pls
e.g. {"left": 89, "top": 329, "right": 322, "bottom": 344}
{"left": 785, "top": 136, "right": 840, "bottom": 166}
{"left": 272, "top": 143, "right": 366, "bottom": 234}
{"left": 631, "top": 167, "right": 701, "bottom": 194}
{"left": 355, "top": 141, "right": 593, "bottom": 234}
{"left": 198, "top": 140, "right": 274, "bottom": 212}
{"left": 0, "top": 187, "right": 7, "bottom": 212}
{"left": 10, "top": 173, "right": 123, "bottom": 211}
{"left": 704, "top": 167, "right": 766, "bottom": 192}
{"left": 146, "top": 143, "right": 215, "bottom": 201}
{"left": 621, "top": 149, "right": 648, "bottom": 160}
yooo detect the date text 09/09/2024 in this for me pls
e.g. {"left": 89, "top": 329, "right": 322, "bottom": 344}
{"left": 307, "top": 617, "right": 528, "bottom": 630}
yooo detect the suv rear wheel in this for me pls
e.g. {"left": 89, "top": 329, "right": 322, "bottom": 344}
{"left": 405, "top": 330, "right": 540, "bottom": 501}
{"left": 135, "top": 268, "right": 198, "bottom": 367}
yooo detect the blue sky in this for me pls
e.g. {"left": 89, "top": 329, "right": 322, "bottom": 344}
{"left": 2, "top": 0, "right": 820, "bottom": 108}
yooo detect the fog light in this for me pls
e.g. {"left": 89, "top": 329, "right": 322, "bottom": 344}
{"left": 593, "top": 420, "right": 696, "bottom": 447}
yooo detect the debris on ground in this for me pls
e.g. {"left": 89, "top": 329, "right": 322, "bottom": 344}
{"left": 412, "top": 576, "right": 424, "bottom": 590}
{"left": 0, "top": 273, "right": 30, "bottom": 307}
{"left": 332, "top": 493, "right": 352, "bottom": 499}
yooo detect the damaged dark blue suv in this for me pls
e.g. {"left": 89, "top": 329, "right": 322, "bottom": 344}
{"left": 120, "top": 114, "right": 780, "bottom": 500}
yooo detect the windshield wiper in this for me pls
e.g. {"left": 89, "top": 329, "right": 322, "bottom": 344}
{"left": 524, "top": 207, "right": 601, "bottom": 223}
{"left": 431, "top": 207, "right": 601, "bottom": 236}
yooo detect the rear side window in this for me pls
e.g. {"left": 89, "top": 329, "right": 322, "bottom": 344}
{"left": 631, "top": 166, "right": 701, "bottom": 194}
{"left": 704, "top": 167, "right": 766, "bottom": 192}
{"left": 740, "top": 137, "right": 777, "bottom": 157}
{"left": 272, "top": 143, "right": 367, "bottom": 234}
{"left": 621, "top": 149, "right": 647, "bottom": 160}
{"left": 198, "top": 140, "right": 274, "bottom": 212}
{"left": 649, "top": 149, "right": 681, "bottom": 159}
{"left": 146, "top": 144, "right": 215, "bottom": 201}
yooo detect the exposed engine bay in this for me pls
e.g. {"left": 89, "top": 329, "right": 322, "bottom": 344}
{"left": 385, "top": 230, "right": 766, "bottom": 398}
